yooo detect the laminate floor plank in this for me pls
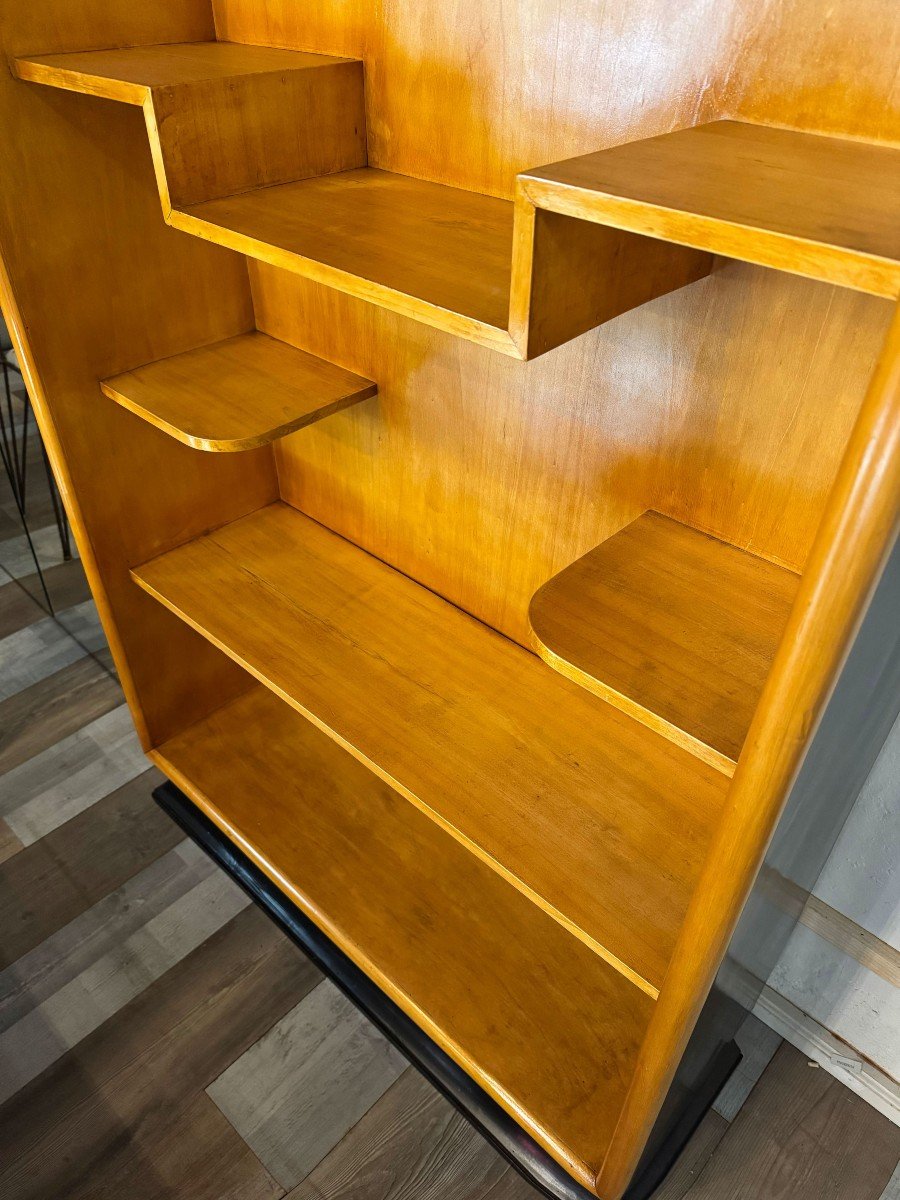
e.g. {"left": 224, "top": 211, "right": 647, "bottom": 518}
{"left": 653, "top": 1111, "right": 729, "bottom": 1200}
{"left": 0, "top": 768, "right": 174, "bottom": 967}
{"left": 879, "top": 1161, "right": 900, "bottom": 1200}
{"left": 287, "top": 1067, "right": 539, "bottom": 1200}
{"left": 1, "top": 704, "right": 147, "bottom": 844}
{"left": 0, "top": 906, "right": 321, "bottom": 1199}
{"left": 0, "top": 521, "right": 80, "bottom": 581}
{"left": 0, "top": 818, "right": 23, "bottom": 864}
{"left": 686, "top": 1043, "right": 900, "bottom": 1200}
{"left": 0, "top": 861, "right": 248, "bottom": 1103}
{"left": 0, "top": 838, "right": 214, "bottom": 1030}
{"left": 11, "top": 558, "right": 93, "bottom": 624}
{"left": 0, "top": 576, "right": 46, "bottom": 639}
{"left": 208, "top": 978, "right": 406, "bottom": 1188}
{"left": 53, "top": 597, "right": 106, "bottom": 656}
{"left": 0, "top": 611, "right": 89, "bottom": 700}
{"left": 0, "top": 653, "right": 123, "bottom": 776}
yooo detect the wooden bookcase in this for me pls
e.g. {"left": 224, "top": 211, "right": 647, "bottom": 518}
{"left": 1, "top": 3, "right": 897, "bottom": 1197}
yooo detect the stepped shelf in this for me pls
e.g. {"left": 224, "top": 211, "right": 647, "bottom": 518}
{"left": 16, "top": 49, "right": 900, "bottom": 355}
{"left": 521, "top": 120, "right": 900, "bottom": 298}
{"left": 101, "top": 331, "right": 377, "bottom": 451}
{"left": 154, "top": 684, "right": 654, "bottom": 1188}
{"left": 529, "top": 513, "right": 801, "bottom": 776}
{"left": 131, "top": 501, "right": 731, "bottom": 997}
{"left": 15, "top": 41, "right": 712, "bottom": 358}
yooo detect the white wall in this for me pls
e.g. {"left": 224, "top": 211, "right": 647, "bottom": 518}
{"left": 762, "top": 710, "right": 900, "bottom": 1115}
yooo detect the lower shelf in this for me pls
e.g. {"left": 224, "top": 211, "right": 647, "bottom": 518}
{"left": 132, "top": 501, "right": 731, "bottom": 996}
{"left": 152, "top": 685, "right": 654, "bottom": 1190}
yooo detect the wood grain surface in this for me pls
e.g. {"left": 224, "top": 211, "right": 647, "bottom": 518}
{"left": 529, "top": 512, "right": 801, "bottom": 773}
{"left": 102, "top": 331, "right": 377, "bottom": 452}
{"left": 135, "top": 502, "right": 730, "bottom": 995}
{"left": 156, "top": 684, "right": 654, "bottom": 1185}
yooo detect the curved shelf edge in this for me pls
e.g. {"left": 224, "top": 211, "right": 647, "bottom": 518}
{"left": 528, "top": 511, "right": 802, "bottom": 778}
{"left": 527, "top": 610, "right": 738, "bottom": 778}
{"left": 100, "top": 330, "right": 377, "bottom": 453}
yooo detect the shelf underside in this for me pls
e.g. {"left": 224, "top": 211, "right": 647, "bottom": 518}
{"left": 101, "top": 330, "right": 377, "bottom": 451}
{"left": 155, "top": 684, "right": 654, "bottom": 1188}
{"left": 523, "top": 120, "right": 900, "bottom": 297}
{"left": 132, "top": 501, "right": 731, "bottom": 996}
{"left": 530, "top": 513, "right": 800, "bottom": 775}
{"left": 179, "top": 168, "right": 515, "bottom": 343}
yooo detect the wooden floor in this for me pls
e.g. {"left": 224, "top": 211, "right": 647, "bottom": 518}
{"left": 1, "top": 399, "right": 898, "bottom": 1199}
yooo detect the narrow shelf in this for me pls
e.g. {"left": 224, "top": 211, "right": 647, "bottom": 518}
{"left": 529, "top": 512, "right": 801, "bottom": 776}
{"left": 14, "top": 41, "right": 355, "bottom": 103}
{"left": 132, "top": 501, "right": 731, "bottom": 997}
{"left": 177, "top": 168, "right": 516, "bottom": 350}
{"left": 155, "top": 685, "right": 654, "bottom": 1188}
{"left": 100, "top": 331, "right": 376, "bottom": 451}
{"left": 521, "top": 121, "right": 900, "bottom": 297}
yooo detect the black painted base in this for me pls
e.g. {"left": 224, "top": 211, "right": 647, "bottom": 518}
{"left": 153, "top": 781, "right": 739, "bottom": 1200}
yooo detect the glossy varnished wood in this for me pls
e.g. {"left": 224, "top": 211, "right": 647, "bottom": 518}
{"left": 598, "top": 306, "right": 900, "bottom": 1200}
{"left": 181, "top": 168, "right": 518, "bottom": 351}
{"left": 101, "top": 331, "right": 377, "bottom": 452}
{"left": 15, "top": 42, "right": 356, "bottom": 100}
{"left": 4, "top": 1, "right": 900, "bottom": 1195}
{"left": 529, "top": 513, "right": 801, "bottom": 775}
{"left": 523, "top": 122, "right": 900, "bottom": 297}
{"left": 16, "top": 44, "right": 712, "bottom": 358}
{"left": 133, "top": 501, "right": 730, "bottom": 996}
{"left": 154, "top": 684, "right": 654, "bottom": 1186}
{"left": 15, "top": 43, "right": 367, "bottom": 211}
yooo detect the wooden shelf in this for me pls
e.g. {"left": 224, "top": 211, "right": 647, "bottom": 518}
{"left": 101, "top": 331, "right": 376, "bottom": 451}
{"left": 154, "top": 684, "right": 653, "bottom": 1187}
{"left": 15, "top": 44, "right": 716, "bottom": 358}
{"left": 529, "top": 513, "right": 801, "bottom": 776}
{"left": 178, "top": 168, "right": 516, "bottom": 349}
{"left": 14, "top": 41, "right": 357, "bottom": 102}
{"left": 132, "top": 501, "right": 730, "bottom": 997}
{"left": 521, "top": 120, "right": 900, "bottom": 297}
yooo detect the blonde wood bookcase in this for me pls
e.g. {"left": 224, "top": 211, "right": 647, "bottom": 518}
{"left": 1, "top": 1, "right": 898, "bottom": 1196}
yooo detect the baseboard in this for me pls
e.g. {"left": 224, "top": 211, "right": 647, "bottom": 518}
{"left": 754, "top": 985, "right": 900, "bottom": 1126}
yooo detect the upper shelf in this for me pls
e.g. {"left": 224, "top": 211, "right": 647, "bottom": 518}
{"left": 131, "top": 501, "right": 731, "bottom": 997}
{"left": 521, "top": 120, "right": 900, "bottom": 298}
{"left": 101, "top": 330, "right": 376, "bottom": 451}
{"left": 155, "top": 684, "right": 653, "bottom": 1188}
{"left": 13, "top": 41, "right": 713, "bottom": 358}
{"left": 182, "top": 168, "right": 517, "bottom": 350}
{"left": 529, "top": 512, "right": 801, "bottom": 776}
{"left": 13, "top": 41, "right": 355, "bottom": 102}
{"left": 20, "top": 46, "right": 892, "bottom": 354}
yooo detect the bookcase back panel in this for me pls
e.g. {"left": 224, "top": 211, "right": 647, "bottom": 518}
{"left": 212, "top": 0, "right": 899, "bottom": 197}
{"left": 259, "top": 261, "right": 888, "bottom": 647}
{"left": 219, "top": 0, "right": 896, "bottom": 643}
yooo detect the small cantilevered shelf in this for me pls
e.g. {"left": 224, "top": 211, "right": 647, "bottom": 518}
{"left": 530, "top": 514, "right": 801, "bottom": 776}
{"left": 131, "top": 501, "right": 730, "bottom": 999}
{"left": 101, "top": 331, "right": 376, "bottom": 452}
